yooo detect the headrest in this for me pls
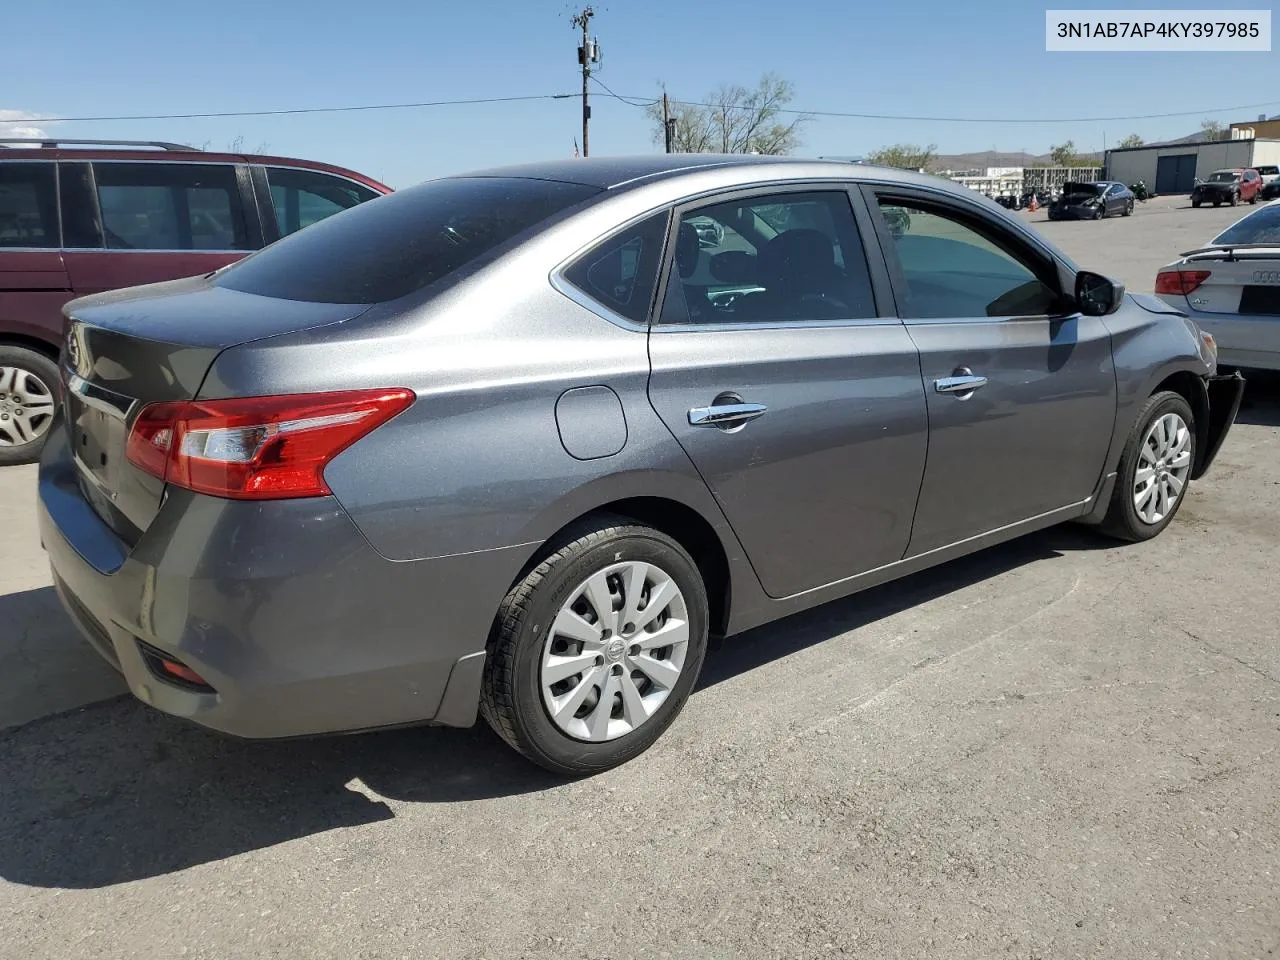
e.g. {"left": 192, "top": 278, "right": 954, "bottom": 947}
{"left": 676, "top": 222, "right": 701, "bottom": 278}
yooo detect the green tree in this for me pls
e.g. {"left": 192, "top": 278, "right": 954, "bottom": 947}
{"left": 1049, "top": 140, "right": 1078, "bottom": 166}
{"left": 865, "top": 143, "right": 937, "bottom": 171}
{"left": 646, "top": 74, "right": 807, "bottom": 155}
{"left": 1116, "top": 133, "right": 1144, "bottom": 148}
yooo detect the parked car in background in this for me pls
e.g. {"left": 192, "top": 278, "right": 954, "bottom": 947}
{"left": 1260, "top": 179, "right": 1280, "bottom": 202}
{"left": 1255, "top": 164, "right": 1280, "bottom": 185}
{"left": 1191, "top": 168, "right": 1262, "bottom": 208}
{"left": 1156, "top": 199, "right": 1280, "bottom": 371}
{"left": 0, "top": 138, "right": 390, "bottom": 464}
{"left": 1047, "top": 181, "right": 1134, "bottom": 220}
{"left": 39, "top": 155, "right": 1242, "bottom": 776}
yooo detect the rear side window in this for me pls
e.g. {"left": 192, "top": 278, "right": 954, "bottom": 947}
{"left": 93, "top": 162, "right": 250, "bottom": 251}
{"left": 562, "top": 211, "right": 669, "bottom": 323}
{"left": 267, "top": 166, "right": 379, "bottom": 237}
{"left": 216, "top": 176, "right": 601, "bottom": 304}
{"left": 1211, "top": 205, "right": 1280, "bottom": 245}
{"left": 0, "top": 162, "right": 58, "bottom": 248}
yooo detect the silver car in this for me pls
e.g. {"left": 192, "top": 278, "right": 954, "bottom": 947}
{"left": 1156, "top": 199, "right": 1280, "bottom": 371}
{"left": 38, "top": 155, "right": 1243, "bottom": 775}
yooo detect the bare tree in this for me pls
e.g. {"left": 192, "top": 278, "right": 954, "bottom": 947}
{"left": 1200, "top": 119, "right": 1229, "bottom": 141}
{"left": 865, "top": 143, "right": 937, "bottom": 171}
{"left": 647, "top": 74, "right": 807, "bottom": 155}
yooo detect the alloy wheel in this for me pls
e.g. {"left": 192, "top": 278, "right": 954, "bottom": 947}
{"left": 1133, "top": 412, "right": 1191, "bottom": 525}
{"left": 0, "top": 365, "right": 57, "bottom": 448}
{"left": 540, "top": 560, "right": 690, "bottom": 742}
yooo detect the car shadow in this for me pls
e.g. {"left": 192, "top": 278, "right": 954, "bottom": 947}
{"left": 0, "top": 523, "right": 1112, "bottom": 890}
{"left": 1234, "top": 370, "right": 1280, "bottom": 427}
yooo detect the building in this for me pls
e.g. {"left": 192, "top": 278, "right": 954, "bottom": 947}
{"left": 1230, "top": 115, "right": 1280, "bottom": 140}
{"left": 1105, "top": 137, "right": 1280, "bottom": 194}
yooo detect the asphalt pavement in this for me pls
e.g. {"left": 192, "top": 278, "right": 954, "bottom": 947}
{"left": 1, "top": 197, "right": 1277, "bottom": 960}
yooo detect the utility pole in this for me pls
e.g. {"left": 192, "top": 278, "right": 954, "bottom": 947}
{"left": 662, "top": 90, "right": 675, "bottom": 153}
{"left": 571, "top": 6, "right": 599, "bottom": 157}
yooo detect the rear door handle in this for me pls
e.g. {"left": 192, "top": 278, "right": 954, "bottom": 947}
{"left": 688, "top": 401, "right": 768, "bottom": 428}
{"left": 934, "top": 374, "right": 988, "bottom": 395}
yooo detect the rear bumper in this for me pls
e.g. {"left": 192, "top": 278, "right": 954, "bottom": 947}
{"left": 1193, "top": 370, "right": 1246, "bottom": 480}
{"left": 1154, "top": 297, "right": 1280, "bottom": 372}
{"left": 37, "top": 424, "right": 528, "bottom": 738}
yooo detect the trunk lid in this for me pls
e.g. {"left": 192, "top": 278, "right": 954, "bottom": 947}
{"left": 60, "top": 275, "right": 370, "bottom": 543}
{"left": 1179, "top": 250, "right": 1280, "bottom": 315}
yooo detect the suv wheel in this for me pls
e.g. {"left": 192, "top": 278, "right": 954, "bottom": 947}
{"left": 0, "top": 346, "right": 60, "bottom": 466}
{"left": 481, "top": 518, "right": 709, "bottom": 776}
{"left": 1230, "top": 191, "right": 1239, "bottom": 207}
{"left": 1098, "top": 391, "right": 1196, "bottom": 542}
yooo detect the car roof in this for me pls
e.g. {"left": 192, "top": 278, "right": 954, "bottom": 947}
{"left": 0, "top": 143, "right": 390, "bottom": 192}
{"left": 450, "top": 153, "right": 958, "bottom": 194}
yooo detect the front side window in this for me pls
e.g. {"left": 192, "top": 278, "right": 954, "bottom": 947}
{"left": 216, "top": 176, "right": 600, "bottom": 304}
{"left": 267, "top": 167, "right": 379, "bottom": 237}
{"left": 658, "top": 190, "right": 876, "bottom": 325}
{"left": 0, "top": 162, "right": 58, "bottom": 248}
{"left": 562, "top": 211, "right": 668, "bottom": 324}
{"left": 93, "top": 163, "right": 250, "bottom": 251}
{"left": 875, "top": 197, "right": 1062, "bottom": 319}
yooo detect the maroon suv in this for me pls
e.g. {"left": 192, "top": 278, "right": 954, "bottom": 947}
{"left": 0, "top": 139, "right": 391, "bottom": 464}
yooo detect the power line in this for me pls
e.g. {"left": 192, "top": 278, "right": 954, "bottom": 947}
{"left": 17, "top": 91, "right": 1280, "bottom": 127}
{"left": 595, "top": 91, "right": 1280, "bottom": 125}
{"left": 25, "top": 94, "right": 577, "bottom": 124}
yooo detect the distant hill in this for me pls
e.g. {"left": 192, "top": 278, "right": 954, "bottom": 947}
{"left": 927, "top": 149, "right": 1104, "bottom": 172}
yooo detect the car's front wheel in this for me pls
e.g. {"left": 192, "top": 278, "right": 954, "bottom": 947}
{"left": 1098, "top": 391, "right": 1196, "bottom": 542}
{"left": 0, "top": 345, "right": 60, "bottom": 467}
{"left": 481, "top": 518, "right": 710, "bottom": 776}
{"left": 1123, "top": 200, "right": 1133, "bottom": 216}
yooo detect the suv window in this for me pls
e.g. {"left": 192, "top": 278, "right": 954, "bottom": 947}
{"left": 0, "top": 162, "right": 58, "bottom": 248}
{"left": 562, "top": 211, "right": 668, "bottom": 324}
{"left": 215, "top": 176, "right": 600, "bottom": 304}
{"left": 267, "top": 166, "right": 379, "bottom": 237}
{"left": 92, "top": 162, "right": 250, "bottom": 251}
{"left": 1256, "top": 165, "right": 1280, "bottom": 177}
{"left": 659, "top": 190, "right": 876, "bottom": 325}
{"left": 876, "top": 197, "right": 1062, "bottom": 319}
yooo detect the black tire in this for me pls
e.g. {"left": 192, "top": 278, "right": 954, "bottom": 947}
{"left": 1094, "top": 205, "right": 1104, "bottom": 220}
{"left": 1192, "top": 199, "right": 1201, "bottom": 208}
{"left": 1098, "top": 391, "right": 1196, "bottom": 543}
{"left": 1123, "top": 200, "right": 1133, "bottom": 216}
{"left": 480, "top": 518, "right": 710, "bottom": 776}
{"left": 1230, "top": 191, "right": 1239, "bottom": 207}
{"left": 1248, "top": 193, "right": 1258, "bottom": 205}
{"left": 0, "top": 344, "right": 60, "bottom": 467}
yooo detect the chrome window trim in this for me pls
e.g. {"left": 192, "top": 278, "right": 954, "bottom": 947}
{"left": 56, "top": 246, "right": 251, "bottom": 254}
{"left": 259, "top": 163, "right": 383, "bottom": 198}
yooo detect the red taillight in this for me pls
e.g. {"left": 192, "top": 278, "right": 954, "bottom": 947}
{"left": 126, "top": 388, "right": 414, "bottom": 500}
{"left": 1154, "top": 269, "right": 1211, "bottom": 296}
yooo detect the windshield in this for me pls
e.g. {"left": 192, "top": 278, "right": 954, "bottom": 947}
{"left": 214, "top": 176, "right": 601, "bottom": 304}
{"left": 1062, "top": 182, "right": 1102, "bottom": 197}
{"left": 1256, "top": 166, "right": 1279, "bottom": 176}
{"left": 1211, "top": 205, "right": 1280, "bottom": 246}
{"left": 1208, "top": 172, "right": 1238, "bottom": 183}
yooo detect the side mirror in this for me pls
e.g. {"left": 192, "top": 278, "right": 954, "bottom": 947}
{"left": 1075, "top": 270, "right": 1125, "bottom": 316}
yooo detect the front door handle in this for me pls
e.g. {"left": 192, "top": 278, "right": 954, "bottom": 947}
{"left": 688, "top": 401, "right": 768, "bottom": 428}
{"left": 934, "top": 374, "right": 988, "bottom": 395}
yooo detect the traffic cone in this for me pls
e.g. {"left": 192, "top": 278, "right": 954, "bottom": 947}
{"left": 1028, "top": 194, "right": 1039, "bottom": 213}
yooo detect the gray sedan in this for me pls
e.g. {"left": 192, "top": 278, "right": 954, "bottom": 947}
{"left": 38, "top": 155, "right": 1243, "bottom": 775}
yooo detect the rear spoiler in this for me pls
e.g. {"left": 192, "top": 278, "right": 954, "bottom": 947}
{"left": 1179, "top": 243, "right": 1280, "bottom": 261}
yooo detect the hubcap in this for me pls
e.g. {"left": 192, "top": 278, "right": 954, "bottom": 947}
{"left": 0, "top": 365, "right": 56, "bottom": 448}
{"left": 540, "top": 560, "right": 690, "bottom": 742}
{"left": 1133, "top": 412, "right": 1191, "bottom": 525}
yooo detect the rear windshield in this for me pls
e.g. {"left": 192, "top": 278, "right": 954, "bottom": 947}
{"left": 1211, "top": 205, "right": 1280, "bottom": 246}
{"left": 214, "top": 176, "right": 601, "bottom": 303}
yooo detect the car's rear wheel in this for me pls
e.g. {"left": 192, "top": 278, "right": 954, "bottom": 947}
{"left": 1192, "top": 199, "right": 1202, "bottom": 208}
{"left": 1230, "top": 191, "right": 1239, "bottom": 207}
{"left": 0, "top": 345, "right": 60, "bottom": 467}
{"left": 480, "top": 518, "right": 709, "bottom": 776}
{"left": 1098, "top": 391, "right": 1196, "bottom": 542}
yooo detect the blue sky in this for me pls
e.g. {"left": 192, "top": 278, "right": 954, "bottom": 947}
{"left": 4, "top": 0, "right": 1278, "bottom": 188}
